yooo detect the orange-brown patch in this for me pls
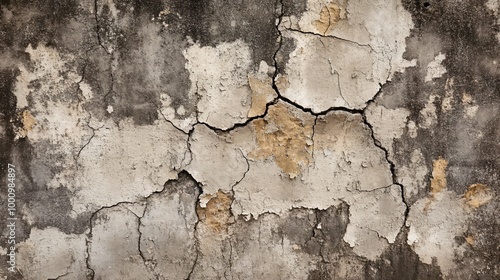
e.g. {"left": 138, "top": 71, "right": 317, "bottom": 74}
{"left": 197, "top": 190, "right": 233, "bottom": 233}
{"left": 314, "top": 3, "right": 341, "bottom": 35}
{"left": 249, "top": 103, "right": 314, "bottom": 178}
{"left": 430, "top": 157, "right": 448, "bottom": 193}
{"left": 247, "top": 76, "right": 276, "bottom": 118}
{"left": 15, "top": 110, "right": 36, "bottom": 138}
{"left": 464, "top": 183, "right": 493, "bottom": 208}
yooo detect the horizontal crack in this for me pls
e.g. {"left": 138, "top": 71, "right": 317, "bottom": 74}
{"left": 284, "top": 28, "right": 375, "bottom": 52}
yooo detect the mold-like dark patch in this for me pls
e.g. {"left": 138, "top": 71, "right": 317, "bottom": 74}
{"left": 373, "top": 0, "right": 500, "bottom": 204}
{"left": 0, "top": 68, "right": 18, "bottom": 255}
{"left": 0, "top": 0, "right": 95, "bottom": 53}
{"left": 10, "top": 138, "right": 92, "bottom": 242}
{"left": 452, "top": 200, "right": 500, "bottom": 279}
{"left": 365, "top": 229, "right": 442, "bottom": 280}
{"left": 91, "top": 2, "right": 200, "bottom": 126}
{"left": 282, "top": 0, "right": 308, "bottom": 18}
{"left": 167, "top": 0, "right": 280, "bottom": 68}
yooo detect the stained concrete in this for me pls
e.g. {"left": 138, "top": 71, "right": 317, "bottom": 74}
{"left": 0, "top": 0, "right": 499, "bottom": 279}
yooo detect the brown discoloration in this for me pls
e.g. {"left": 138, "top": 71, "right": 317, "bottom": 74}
{"left": 247, "top": 76, "right": 276, "bottom": 118}
{"left": 197, "top": 190, "right": 233, "bottom": 233}
{"left": 464, "top": 183, "right": 493, "bottom": 208}
{"left": 465, "top": 235, "right": 474, "bottom": 245}
{"left": 314, "top": 2, "right": 341, "bottom": 35}
{"left": 249, "top": 103, "right": 314, "bottom": 178}
{"left": 275, "top": 75, "right": 290, "bottom": 93}
{"left": 15, "top": 110, "right": 36, "bottom": 138}
{"left": 430, "top": 157, "right": 448, "bottom": 193}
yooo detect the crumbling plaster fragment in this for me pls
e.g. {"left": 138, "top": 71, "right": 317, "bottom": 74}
{"left": 343, "top": 185, "right": 406, "bottom": 261}
{"left": 406, "top": 191, "right": 469, "bottom": 276}
{"left": 184, "top": 40, "right": 261, "bottom": 130}
{"left": 425, "top": 53, "right": 447, "bottom": 82}
{"left": 276, "top": 31, "right": 381, "bottom": 111}
{"left": 73, "top": 118, "right": 188, "bottom": 215}
{"left": 139, "top": 173, "right": 200, "bottom": 279}
{"left": 277, "top": 0, "right": 416, "bottom": 112}
{"left": 88, "top": 204, "right": 155, "bottom": 279}
{"left": 365, "top": 103, "right": 411, "bottom": 159}
{"left": 185, "top": 124, "right": 250, "bottom": 199}
{"left": 226, "top": 103, "right": 393, "bottom": 218}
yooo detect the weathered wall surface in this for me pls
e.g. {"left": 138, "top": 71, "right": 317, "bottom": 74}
{"left": 0, "top": 0, "right": 498, "bottom": 279}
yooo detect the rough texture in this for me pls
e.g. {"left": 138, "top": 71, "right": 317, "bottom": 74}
{"left": 1, "top": 0, "right": 499, "bottom": 279}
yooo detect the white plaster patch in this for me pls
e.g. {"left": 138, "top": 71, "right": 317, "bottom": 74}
{"left": 71, "top": 118, "right": 188, "bottom": 214}
{"left": 365, "top": 104, "right": 410, "bottom": 157}
{"left": 17, "top": 227, "right": 88, "bottom": 280}
{"left": 183, "top": 40, "right": 253, "bottom": 129}
{"left": 407, "top": 120, "right": 418, "bottom": 138}
{"left": 185, "top": 124, "right": 250, "bottom": 197}
{"left": 277, "top": 31, "right": 382, "bottom": 111}
{"left": 425, "top": 53, "right": 447, "bottom": 82}
{"left": 398, "top": 149, "right": 429, "bottom": 200}
{"left": 407, "top": 191, "right": 469, "bottom": 276}
{"left": 343, "top": 185, "right": 406, "bottom": 261}
{"left": 282, "top": 0, "right": 415, "bottom": 83}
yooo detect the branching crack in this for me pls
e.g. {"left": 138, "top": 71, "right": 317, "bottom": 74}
{"left": 93, "top": 0, "right": 110, "bottom": 54}
{"left": 76, "top": 113, "right": 103, "bottom": 163}
{"left": 285, "top": 28, "right": 375, "bottom": 52}
{"left": 361, "top": 86, "right": 410, "bottom": 227}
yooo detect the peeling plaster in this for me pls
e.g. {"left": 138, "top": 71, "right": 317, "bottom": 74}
{"left": 1, "top": 0, "right": 499, "bottom": 278}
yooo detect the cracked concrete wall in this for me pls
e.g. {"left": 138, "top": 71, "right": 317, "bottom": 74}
{"left": 0, "top": 0, "right": 498, "bottom": 279}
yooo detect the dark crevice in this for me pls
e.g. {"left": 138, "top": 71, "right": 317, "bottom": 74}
{"left": 185, "top": 179, "right": 203, "bottom": 280}
{"left": 285, "top": 28, "right": 375, "bottom": 52}
{"left": 361, "top": 85, "right": 410, "bottom": 227}
{"left": 93, "top": 0, "right": 110, "bottom": 54}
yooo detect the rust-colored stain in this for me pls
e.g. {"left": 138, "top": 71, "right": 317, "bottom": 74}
{"left": 464, "top": 183, "right": 493, "bottom": 208}
{"left": 197, "top": 190, "right": 233, "bottom": 233}
{"left": 247, "top": 76, "right": 276, "bottom": 118}
{"left": 249, "top": 103, "right": 314, "bottom": 178}
{"left": 430, "top": 157, "right": 448, "bottom": 193}
{"left": 465, "top": 235, "right": 474, "bottom": 245}
{"left": 314, "top": 2, "right": 341, "bottom": 35}
{"left": 16, "top": 110, "right": 36, "bottom": 138}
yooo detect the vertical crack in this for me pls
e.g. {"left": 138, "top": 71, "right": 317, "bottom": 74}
{"left": 361, "top": 92, "right": 410, "bottom": 227}
{"left": 186, "top": 181, "right": 203, "bottom": 280}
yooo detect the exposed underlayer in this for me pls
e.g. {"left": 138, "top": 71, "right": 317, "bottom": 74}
{"left": 0, "top": 0, "right": 499, "bottom": 279}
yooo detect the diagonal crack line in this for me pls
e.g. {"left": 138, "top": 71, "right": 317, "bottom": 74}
{"left": 361, "top": 89, "right": 410, "bottom": 226}
{"left": 231, "top": 149, "right": 250, "bottom": 192}
{"left": 186, "top": 180, "right": 203, "bottom": 280}
{"left": 285, "top": 28, "right": 375, "bottom": 52}
{"left": 76, "top": 113, "right": 103, "bottom": 162}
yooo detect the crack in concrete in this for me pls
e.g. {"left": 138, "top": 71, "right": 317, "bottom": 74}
{"left": 185, "top": 179, "right": 203, "bottom": 280}
{"left": 361, "top": 86, "right": 410, "bottom": 227}
{"left": 285, "top": 28, "right": 375, "bottom": 52}
{"left": 75, "top": 113, "right": 103, "bottom": 164}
